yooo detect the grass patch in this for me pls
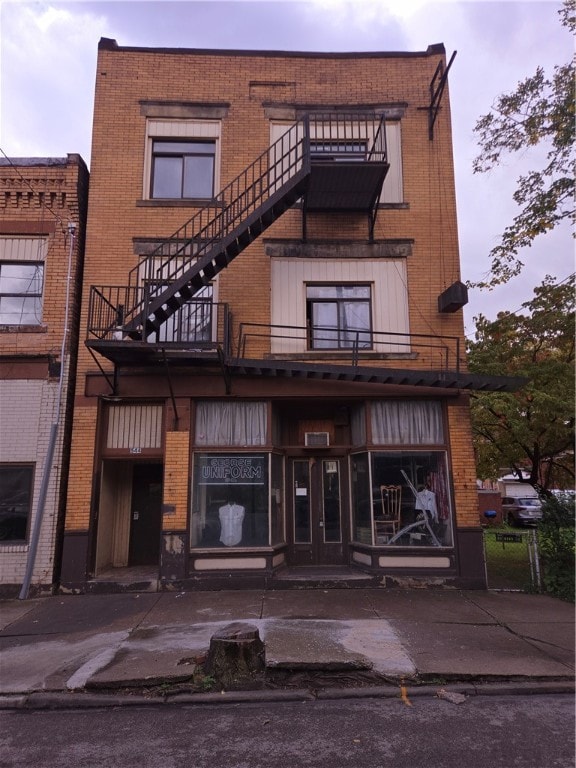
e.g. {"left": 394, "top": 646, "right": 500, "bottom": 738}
{"left": 483, "top": 527, "right": 536, "bottom": 590}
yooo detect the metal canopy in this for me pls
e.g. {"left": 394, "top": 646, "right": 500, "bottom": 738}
{"left": 85, "top": 340, "right": 525, "bottom": 393}
{"left": 229, "top": 358, "right": 525, "bottom": 392}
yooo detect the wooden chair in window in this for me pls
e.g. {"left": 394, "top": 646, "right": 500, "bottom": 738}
{"left": 374, "top": 485, "right": 402, "bottom": 543}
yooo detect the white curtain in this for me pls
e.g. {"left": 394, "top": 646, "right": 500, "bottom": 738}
{"left": 195, "top": 401, "right": 267, "bottom": 446}
{"left": 350, "top": 404, "right": 366, "bottom": 446}
{"left": 371, "top": 401, "right": 443, "bottom": 445}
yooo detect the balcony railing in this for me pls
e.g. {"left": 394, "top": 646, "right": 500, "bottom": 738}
{"left": 87, "top": 287, "right": 230, "bottom": 352}
{"left": 235, "top": 322, "right": 462, "bottom": 373}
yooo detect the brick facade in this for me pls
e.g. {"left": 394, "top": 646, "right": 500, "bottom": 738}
{"left": 61, "top": 39, "right": 492, "bottom": 591}
{"left": 0, "top": 155, "right": 88, "bottom": 595}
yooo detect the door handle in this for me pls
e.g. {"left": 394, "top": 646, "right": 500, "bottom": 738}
{"left": 133, "top": 511, "right": 140, "bottom": 520}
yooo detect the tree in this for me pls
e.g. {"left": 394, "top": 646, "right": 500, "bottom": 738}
{"left": 467, "top": 275, "right": 575, "bottom": 492}
{"left": 472, "top": 0, "right": 575, "bottom": 288}
{"left": 538, "top": 492, "right": 575, "bottom": 602}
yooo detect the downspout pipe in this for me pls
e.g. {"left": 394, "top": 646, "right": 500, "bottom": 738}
{"left": 19, "top": 222, "right": 76, "bottom": 599}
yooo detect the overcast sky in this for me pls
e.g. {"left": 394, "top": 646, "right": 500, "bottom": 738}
{"left": 1, "top": 0, "right": 573, "bottom": 335}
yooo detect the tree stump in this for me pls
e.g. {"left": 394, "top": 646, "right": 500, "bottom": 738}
{"left": 204, "top": 622, "right": 266, "bottom": 690}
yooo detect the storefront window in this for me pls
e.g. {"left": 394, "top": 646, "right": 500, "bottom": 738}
{"left": 191, "top": 453, "right": 270, "bottom": 548}
{"left": 351, "top": 451, "right": 453, "bottom": 547}
{"left": 351, "top": 453, "right": 372, "bottom": 544}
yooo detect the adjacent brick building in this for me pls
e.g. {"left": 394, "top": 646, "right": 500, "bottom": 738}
{"left": 60, "top": 38, "right": 520, "bottom": 592}
{"left": 0, "top": 155, "right": 88, "bottom": 596}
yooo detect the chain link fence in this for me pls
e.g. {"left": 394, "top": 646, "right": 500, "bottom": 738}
{"left": 483, "top": 529, "right": 542, "bottom": 591}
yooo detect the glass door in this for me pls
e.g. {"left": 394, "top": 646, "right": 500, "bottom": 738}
{"left": 288, "top": 457, "right": 347, "bottom": 565}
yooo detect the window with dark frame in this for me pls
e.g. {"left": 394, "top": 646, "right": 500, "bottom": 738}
{"left": 151, "top": 140, "right": 216, "bottom": 199}
{"left": 306, "top": 284, "right": 372, "bottom": 350}
{"left": 310, "top": 140, "right": 368, "bottom": 161}
{"left": 0, "top": 261, "right": 44, "bottom": 326}
{"left": 0, "top": 464, "right": 34, "bottom": 542}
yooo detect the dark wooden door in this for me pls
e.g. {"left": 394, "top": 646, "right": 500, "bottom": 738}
{"left": 288, "top": 457, "right": 347, "bottom": 566}
{"left": 129, "top": 463, "right": 163, "bottom": 566}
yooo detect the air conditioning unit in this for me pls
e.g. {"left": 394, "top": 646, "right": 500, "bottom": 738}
{"left": 304, "top": 431, "right": 330, "bottom": 447}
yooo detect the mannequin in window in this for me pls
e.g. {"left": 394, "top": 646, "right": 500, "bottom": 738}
{"left": 415, "top": 482, "right": 438, "bottom": 524}
{"left": 218, "top": 499, "right": 245, "bottom": 546}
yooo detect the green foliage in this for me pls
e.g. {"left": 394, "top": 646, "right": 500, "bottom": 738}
{"left": 468, "top": 275, "right": 575, "bottom": 488}
{"left": 483, "top": 529, "right": 536, "bottom": 591}
{"left": 472, "top": 0, "right": 575, "bottom": 288}
{"left": 538, "top": 492, "right": 575, "bottom": 601}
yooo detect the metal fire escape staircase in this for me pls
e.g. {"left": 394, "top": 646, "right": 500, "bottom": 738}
{"left": 89, "top": 113, "right": 388, "bottom": 348}
{"left": 85, "top": 111, "right": 523, "bottom": 394}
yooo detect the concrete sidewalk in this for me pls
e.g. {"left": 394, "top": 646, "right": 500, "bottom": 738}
{"left": 0, "top": 589, "right": 573, "bottom": 708}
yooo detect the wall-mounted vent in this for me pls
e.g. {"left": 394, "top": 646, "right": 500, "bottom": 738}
{"left": 304, "top": 431, "right": 330, "bottom": 447}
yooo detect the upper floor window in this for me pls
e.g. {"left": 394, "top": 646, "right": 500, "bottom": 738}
{"left": 143, "top": 118, "right": 222, "bottom": 202}
{"left": 151, "top": 140, "right": 216, "bottom": 199}
{"left": 306, "top": 284, "right": 372, "bottom": 350}
{"left": 310, "top": 141, "right": 368, "bottom": 161}
{"left": 0, "top": 261, "right": 44, "bottom": 325}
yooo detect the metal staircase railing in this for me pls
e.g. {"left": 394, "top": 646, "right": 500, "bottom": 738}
{"left": 87, "top": 112, "right": 388, "bottom": 343}
{"left": 122, "top": 119, "right": 311, "bottom": 339}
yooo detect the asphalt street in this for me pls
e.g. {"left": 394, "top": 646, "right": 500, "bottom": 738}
{"left": 1, "top": 693, "right": 574, "bottom": 768}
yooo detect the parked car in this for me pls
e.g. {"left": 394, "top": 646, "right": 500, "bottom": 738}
{"left": 502, "top": 496, "right": 543, "bottom": 527}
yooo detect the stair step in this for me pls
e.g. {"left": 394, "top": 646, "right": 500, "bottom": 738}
{"left": 166, "top": 295, "right": 183, "bottom": 311}
{"left": 190, "top": 274, "right": 210, "bottom": 290}
{"left": 201, "top": 262, "right": 217, "bottom": 280}
{"left": 261, "top": 210, "right": 276, "bottom": 226}
{"left": 226, "top": 241, "right": 241, "bottom": 258}
{"left": 154, "top": 307, "right": 169, "bottom": 324}
{"left": 249, "top": 220, "right": 264, "bottom": 238}
{"left": 214, "top": 251, "right": 232, "bottom": 268}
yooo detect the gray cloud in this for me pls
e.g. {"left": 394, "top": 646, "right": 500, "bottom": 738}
{"left": 1, "top": 0, "right": 572, "bottom": 332}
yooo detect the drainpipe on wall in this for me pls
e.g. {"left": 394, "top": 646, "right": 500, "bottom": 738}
{"left": 19, "top": 222, "right": 76, "bottom": 600}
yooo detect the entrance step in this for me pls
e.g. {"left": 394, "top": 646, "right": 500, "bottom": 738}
{"left": 86, "top": 566, "right": 160, "bottom": 594}
{"left": 269, "top": 566, "right": 377, "bottom": 590}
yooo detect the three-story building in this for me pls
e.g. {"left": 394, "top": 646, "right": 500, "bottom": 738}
{"left": 59, "top": 39, "right": 520, "bottom": 592}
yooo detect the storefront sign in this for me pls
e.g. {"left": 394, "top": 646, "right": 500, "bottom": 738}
{"left": 197, "top": 455, "right": 266, "bottom": 485}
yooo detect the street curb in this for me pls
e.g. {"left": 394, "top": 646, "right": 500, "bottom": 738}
{"left": 0, "top": 680, "right": 573, "bottom": 711}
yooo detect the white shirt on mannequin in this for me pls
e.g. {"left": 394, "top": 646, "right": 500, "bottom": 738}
{"left": 218, "top": 502, "right": 245, "bottom": 546}
{"left": 415, "top": 489, "right": 438, "bottom": 523}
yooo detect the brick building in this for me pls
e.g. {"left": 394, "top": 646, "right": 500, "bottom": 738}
{"left": 59, "top": 38, "right": 520, "bottom": 592}
{"left": 0, "top": 155, "right": 88, "bottom": 596}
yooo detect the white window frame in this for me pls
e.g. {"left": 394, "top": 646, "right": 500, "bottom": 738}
{"left": 143, "top": 119, "right": 222, "bottom": 200}
{"left": 0, "top": 237, "right": 48, "bottom": 326}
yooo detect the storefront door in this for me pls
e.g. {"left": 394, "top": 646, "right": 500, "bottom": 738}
{"left": 128, "top": 463, "right": 163, "bottom": 566}
{"left": 288, "top": 457, "right": 347, "bottom": 566}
